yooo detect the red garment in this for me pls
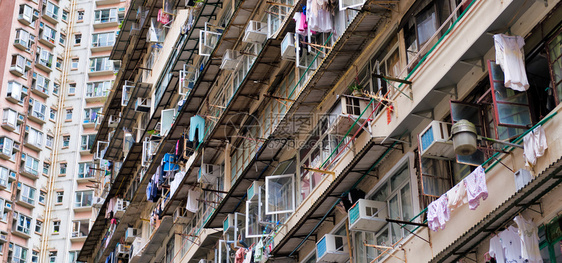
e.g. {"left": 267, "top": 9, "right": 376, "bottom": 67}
{"left": 235, "top": 248, "right": 246, "bottom": 263}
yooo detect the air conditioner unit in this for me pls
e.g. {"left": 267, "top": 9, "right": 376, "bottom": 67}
{"left": 223, "top": 214, "right": 235, "bottom": 233}
{"left": 116, "top": 244, "right": 130, "bottom": 258}
{"left": 198, "top": 164, "right": 220, "bottom": 183}
{"left": 328, "top": 95, "right": 373, "bottom": 136}
{"left": 348, "top": 199, "right": 387, "bottom": 232}
{"left": 247, "top": 181, "right": 263, "bottom": 201}
{"left": 220, "top": 49, "right": 241, "bottom": 70}
{"left": 0, "top": 232, "right": 7, "bottom": 242}
{"left": 5, "top": 202, "right": 12, "bottom": 211}
{"left": 114, "top": 199, "right": 129, "bottom": 218}
{"left": 173, "top": 206, "right": 189, "bottom": 224}
{"left": 316, "top": 234, "right": 349, "bottom": 263}
{"left": 281, "top": 33, "right": 296, "bottom": 60}
{"left": 243, "top": 21, "right": 268, "bottom": 43}
{"left": 92, "top": 197, "right": 104, "bottom": 208}
{"left": 418, "top": 121, "right": 454, "bottom": 159}
{"left": 125, "top": 228, "right": 141, "bottom": 243}
{"left": 134, "top": 98, "right": 151, "bottom": 112}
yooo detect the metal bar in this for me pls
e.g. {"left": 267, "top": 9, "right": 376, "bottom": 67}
{"left": 372, "top": 73, "right": 412, "bottom": 85}
{"left": 386, "top": 218, "right": 428, "bottom": 227}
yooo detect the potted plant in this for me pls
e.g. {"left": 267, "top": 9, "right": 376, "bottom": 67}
{"left": 348, "top": 83, "right": 364, "bottom": 97}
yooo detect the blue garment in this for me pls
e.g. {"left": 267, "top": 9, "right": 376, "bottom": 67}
{"left": 163, "top": 153, "right": 179, "bottom": 172}
{"left": 146, "top": 181, "right": 152, "bottom": 201}
{"left": 189, "top": 115, "right": 205, "bottom": 143}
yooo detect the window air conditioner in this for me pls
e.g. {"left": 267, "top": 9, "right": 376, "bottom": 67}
{"left": 328, "top": 95, "right": 373, "bottom": 136}
{"left": 114, "top": 199, "right": 129, "bottom": 218}
{"left": 247, "top": 181, "right": 263, "bottom": 201}
{"left": 223, "top": 214, "right": 235, "bottom": 233}
{"left": 221, "top": 49, "right": 241, "bottom": 70}
{"left": 316, "top": 234, "right": 349, "bottom": 262}
{"left": 348, "top": 199, "right": 387, "bottom": 232}
{"left": 116, "top": 244, "right": 131, "bottom": 258}
{"left": 281, "top": 33, "right": 296, "bottom": 60}
{"left": 243, "top": 21, "right": 268, "bottom": 43}
{"left": 134, "top": 98, "right": 151, "bottom": 112}
{"left": 418, "top": 121, "right": 454, "bottom": 159}
{"left": 92, "top": 197, "right": 104, "bottom": 208}
{"left": 125, "top": 227, "right": 141, "bottom": 243}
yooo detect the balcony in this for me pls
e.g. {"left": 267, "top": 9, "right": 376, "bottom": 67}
{"left": 11, "top": 225, "right": 31, "bottom": 239}
{"left": 36, "top": 58, "right": 53, "bottom": 73}
{"left": 95, "top": 0, "right": 122, "bottom": 5}
{"left": 16, "top": 194, "right": 35, "bottom": 209}
{"left": 27, "top": 110, "right": 46, "bottom": 125}
{"left": 23, "top": 137, "right": 42, "bottom": 152}
{"left": 93, "top": 16, "right": 119, "bottom": 29}
{"left": 38, "top": 33, "right": 56, "bottom": 49}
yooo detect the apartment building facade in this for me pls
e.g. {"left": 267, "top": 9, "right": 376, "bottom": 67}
{"left": 79, "top": 0, "right": 562, "bottom": 262}
{"left": 0, "top": 0, "right": 127, "bottom": 262}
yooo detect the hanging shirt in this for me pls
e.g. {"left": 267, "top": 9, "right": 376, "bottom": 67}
{"left": 446, "top": 181, "right": 467, "bottom": 211}
{"left": 293, "top": 12, "right": 307, "bottom": 35}
{"left": 186, "top": 188, "right": 201, "bottom": 213}
{"left": 427, "top": 194, "right": 450, "bottom": 231}
{"left": 514, "top": 215, "right": 543, "bottom": 263}
{"left": 235, "top": 248, "right": 246, "bottom": 263}
{"left": 464, "top": 166, "right": 488, "bottom": 210}
{"left": 499, "top": 226, "right": 525, "bottom": 263}
{"left": 493, "top": 34, "right": 529, "bottom": 91}
{"left": 534, "top": 125, "right": 547, "bottom": 158}
{"left": 489, "top": 235, "right": 506, "bottom": 263}
{"left": 524, "top": 125, "right": 548, "bottom": 168}
{"left": 306, "top": 0, "right": 333, "bottom": 33}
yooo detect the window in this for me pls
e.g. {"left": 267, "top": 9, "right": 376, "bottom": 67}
{"left": 78, "top": 162, "right": 94, "bottom": 179}
{"left": 43, "top": 162, "right": 50, "bottom": 175}
{"left": 56, "top": 191, "right": 63, "bottom": 204}
{"left": 13, "top": 212, "right": 32, "bottom": 235}
{"left": 43, "top": 1, "right": 59, "bottom": 21}
{"left": 17, "top": 183, "right": 36, "bottom": 206}
{"left": 0, "top": 198, "right": 9, "bottom": 222}
{"left": 265, "top": 170, "right": 296, "bottom": 214}
{"left": 81, "top": 134, "right": 96, "bottom": 151}
{"left": 18, "top": 4, "right": 37, "bottom": 25}
{"left": 91, "top": 32, "right": 116, "bottom": 48}
{"left": 94, "top": 9, "right": 118, "bottom": 24}
{"left": 50, "top": 108, "right": 57, "bottom": 120}
{"left": 69, "top": 83, "right": 76, "bottom": 94}
{"left": 86, "top": 81, "right": 112, "bottom": 98}
{"left": 59, "top": 163, "right": 67, "bottom": 175}
{"left": 35, "top": 220, "right": 42, "bottom": 233}
{"left": 39, "top": 190, "right": 46, "bottom": 204}
{"left": 14, "top": 28, "right": 35, "bottom": 52}
{"left": 21, "top": 154, "right": 40, "bottom": 176}
{"left": 74, "top": 33, "right": 81, "bottom": 45}
{"left": 2, "top": 108, "right": 20, "bottom": 130}
{"left": 72, "top": 220, "right": 89, "bottom": 238}
{"left": 36, "top": 47, "right": 54, "bottom": 69}
{"left": 28, "top": 99, "right": 47, "bottom": 122}
{"left": 32, "top": 250, "right": 39, "bottom": 263}
{"left": 63, "top": 135, "right": 70, "bottom": 147}
{"left": 75, "top": 191, "right": 93, "bottom": 208}
{"left": 77, "top": 10, "right": 84, "bottom": 21}
{"left": 0, "top": 137, "right": 17, "bottom": 160}
{"left": 49, "top": 251, "right": 57, "bottom": 262}
{"left": 53, "top": 220, "right": 60, "bottom": 233}
{"left": 89, "top": 57, "right": 114, "bottom": 72}
{"left": 46, "top": 135, "right": 53, "bottom": 148}
{"left": 56, "top": 57, "right": 62, "bottom": 69}
{"left": 10, "top": 54, "right": 29, "bottom": 76}
{"left": 71, "top": 58, "right": 78, "bottom": 70}
{"left": 62, "top": 10, "right": 68, "bottom": 22}
{"left": 25, "top": 125, "right": 44, "bottom": 148}
{"left": 84, "top": 108, "right": 101, "bottom": 124}
{"left": 53, "top": 83, "right": 60, "bottom": 95}
{"left": 39, "top": 24, "right": 57, "bottom": 45}
{"left": 65, "top": 108, "right": 72, "bottom": 121}
{"left": 59, "top": 33, "right": 66, "bottom": 45}
{"left": 69, "top": 251, "right": 81, "bottom": 263}
{"left": 354, "top": 153, "right": 420, "bottom": 262}
{"left": 31, "top": 72, "right": 50, "bottom": 96}
{"left": 9, "top": 243, "right": 28, "bottom": 263}
{"left": 0, "top": 166, "right": 15, "bottom": 189}
{"left": 7, "top": 81, "right": 28, "bottom": 104}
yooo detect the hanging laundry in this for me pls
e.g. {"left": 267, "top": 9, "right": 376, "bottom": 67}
{"left": 489, "top": 235, "right": 506, "bottom": 263}
{"left": 514, "top": 215, "right": 543, "bottom": 263}
{"left": 427, "top": 194, "right": 450, "bottom": 231}
{"left": 446, "top": 181, "right": 467, "bottom": 211}
{"left": 186, "top": 188, "right": 201, "bottom": 213}
{"left": 498, "top": 225, "right": 525, "bottom": 263}
{"left": 189, "top": 115, "right": 206, "bottom": 143}
{"left": 493, "top": 34, "right": 529, "bottom": 91}
{"left": 306, "top": 0, "right": 334, "bottom": 33}
{"left": 464, "top": 166, "right": 488, "bottom": 210}
{"left": 163, "top": 153, "right": 179, "bottom": 172}
{"left": 235, "top": 248, "right": 246, "bottom": 263}
{"left": 293, "top": 12, "right": 308, "bottom": 35}
{"left": 157, "top": 9, "right": 171, "bottom": 25}
{"left": 243, "top": 249, "right": 252, "bottom": 263}
{"left": 106, "top": 197, "right": 117, "bottom": 218}
{"left": 254, "top": 239, "right": 263, "bottom": 262}
{"left": 524, "top": 125, "right": 548, "bottom": 168}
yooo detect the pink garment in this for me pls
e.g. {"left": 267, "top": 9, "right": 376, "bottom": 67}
{"left": 464, "top": 166, "right": 488, "bottom": 210}
{"left": 293, "top": 12, "right": 307, "bottom": 35}
{"left": 446, "top": 181, "right": 467, "bottom": 211}
{"left": 427, "top": 195, "right": 449, "bottom": 231}
{"left": 235, "top": 248, "right": 246, "bottom": 263}
{"left": 157, "top": 9, "right": 171, "bottom": 25}
{"left": 105, "top": 197, "right": 116, "bottom": 218}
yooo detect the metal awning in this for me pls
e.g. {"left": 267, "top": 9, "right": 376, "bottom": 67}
{"left": 431, "top": 158, "right": 562, "bottom": 263}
